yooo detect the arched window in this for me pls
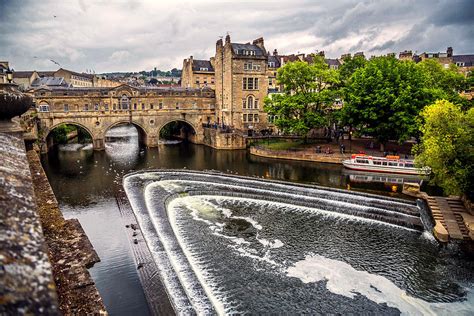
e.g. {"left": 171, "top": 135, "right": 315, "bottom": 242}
{"left": 247, "top": 95, "right": 254, "bottom": 109}
{"left": 38, "top": 103, "right": 50, "bottom": 112}
{"left": 120, "top": 94, "right": 129, "bottom": 110}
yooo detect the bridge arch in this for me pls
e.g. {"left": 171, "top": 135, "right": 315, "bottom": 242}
{"left": 44, "top": 122, "right": 96, "bottom": 152}
{"left": 158, "top": 119, "right": 199, "bottom": 143}
{"left": 104, "top": 120, "right": 148, "bottom": 147}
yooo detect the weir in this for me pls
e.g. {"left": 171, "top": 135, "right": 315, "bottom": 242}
{"left": 121, "top": 170, "right": 474, "bottom": 315}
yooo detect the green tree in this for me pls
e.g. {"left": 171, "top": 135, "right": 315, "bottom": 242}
{"left": 342, "top": 56, "right": 435, "bottom": 151}
{"left": 414, "top": 100, "right": 473, "bottom": 198}
{"left": 416, "top": 59, "right": 469, "bottom": 108}
{"left": 264, "top": 55, "right": 339, "bottom": 137}
{"left": 338, "top": 55, "right": 367, "bottom": 85}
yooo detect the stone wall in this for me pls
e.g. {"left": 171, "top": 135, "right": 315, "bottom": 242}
{"left": 0, "top": 131, "right": 59, "bottom": 315}
{"left": 203, "top": 127, "right": 246, "bottom": 149}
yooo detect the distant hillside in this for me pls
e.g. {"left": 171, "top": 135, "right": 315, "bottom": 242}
{"left": 100, "top": 68, "right": 181, "bottom": 78}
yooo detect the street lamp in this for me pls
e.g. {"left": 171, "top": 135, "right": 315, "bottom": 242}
{"left": 349, "top": 131, "right": 353, "bottom": 153}
{"left": 6, "top": 68, "right": 13, "bottom": 83}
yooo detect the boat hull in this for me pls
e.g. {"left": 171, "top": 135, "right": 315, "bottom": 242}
{"left": 342, "top": 160, "right": 424, "bottom": 175}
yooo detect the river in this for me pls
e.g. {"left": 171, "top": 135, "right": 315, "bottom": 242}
{"left": 41, "top": 125, "right": 473, "bottom": 315}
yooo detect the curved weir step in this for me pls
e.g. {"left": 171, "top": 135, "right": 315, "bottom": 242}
{"left": 123, "top": 170, "right": 428, "bottom": 314}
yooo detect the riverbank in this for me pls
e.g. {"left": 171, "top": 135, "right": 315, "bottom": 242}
{"left": 27, "top": 150, "right": 107, "bottom": 315}
{"left": 250, "top": 146, "right": 346, "bottom": 164}
{"left": 249, "top": 138, "right": 415, "bottom": 164}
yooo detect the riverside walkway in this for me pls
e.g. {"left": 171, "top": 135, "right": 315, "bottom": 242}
{"left": 427, "top": 196, "right": 473, "bottom": 242}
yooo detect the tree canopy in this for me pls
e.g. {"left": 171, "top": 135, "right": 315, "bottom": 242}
{"left": 341, "top": 56, "right": 435, "bottom": 148}
{"left": 264, "top": 55, "right": 339, "bottom": 136}
{"left": 414, "top": 100, "right": 473, "bottom": 198}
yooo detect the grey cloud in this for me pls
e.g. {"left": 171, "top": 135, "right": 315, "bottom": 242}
{"left": 0, "top": 0, "right": 473, "bottom": 72}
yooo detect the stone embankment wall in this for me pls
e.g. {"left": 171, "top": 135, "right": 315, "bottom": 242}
{"left": 203, "top": 127, "right": 246, "bottom": 149}
{"left": 0, "top": 131, "right": 59, "bottom": 314}
{"left": 0, "top": 130, "right": 106, "bottom": 315}
{"left": 250, "top": 146, "right": 344, "bottom": 164}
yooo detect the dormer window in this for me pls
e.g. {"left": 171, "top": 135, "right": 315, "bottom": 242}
{"left": 268, "top": 62, "right": 275, "bottom": 67}
{"left": 199, "top": 67, "right": 209, "bottom": 71}
{"left": 244, "top": 50, "right": 256, "bottom": 56}
{"left": 456, "top": 62, "right": 465, "bottom": 67}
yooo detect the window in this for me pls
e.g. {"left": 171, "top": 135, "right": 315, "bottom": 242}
{"left": 456, "top": 62, "right": 465, "bottom": 67}
{"left": 269, "top": 78, "right": 273, "bottom": 85}
{"left": 104, "top": 103, "right": 109, "bottom": 111}
{"left": 243, "top": 77, "right": 259, "bottom": 90}
{"left": 388, "top": 162, "right": 398, "bottom": 166}
{"left": 247, "top": 95, "right": 254, "bottom": 109}
{"left": 243, "top": 50, "right": 256, "bottom": 56}
{"left": 113, "top": 103, "right": 117, "bottom": 110}
{"left": 244, "top": 62, "right": 261, "bottom": 71}
{"left": 120, "top": 95, "right": 129, "bottom": 110}
{"left": 196, "top": 80, "right": 200, "bottom": 84}
{"left": 356, "top": 159, "right": 369, "bottom": 164}
{"left": 405, "top": 163, "right": 414, "bottom": 168}
{"left": 94, "top": 103, "right": 99, "bottom": 111}
{"left": 141, "top": 103, "right": 145, "bottom": 110}
{"left": 242, "top": 99, "right": 247, "bottom": 109}
{"left": 159, "top": 102, "right": 163, "bottom": 109}
{"left": 373, "top": 161, "right": 382, "bottom": 165}
{"left": 133, "top": 103, "right": 137, "bottom": 110}
{"left": 243, "top": 114, "right": 247, "bottom": 122}
{"left": 150, "top": 103, "right": 154, "bottom": 110}
{"left": 199, "top": 67, "right": 208, "bottom": 71}
{"left": 268, "top": 61, "right": 275, "bottom": 67}
{"left": 176, "top": 103, "right": 179, "bottom": 109}
{"left": 39, "top": 104, "right": 49, "bottom": 112}
{"left": 84, "top": 104, "right": 89, "bottom": 111}
{"left": 63, "top": 104, "right": 69, "bottom": 112}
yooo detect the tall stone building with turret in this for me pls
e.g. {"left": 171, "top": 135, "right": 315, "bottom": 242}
{"left": 214, "top": 35, "right": 269, "bottom": 134}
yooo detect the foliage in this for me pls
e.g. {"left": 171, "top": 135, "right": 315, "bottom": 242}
{"left": 264, "top": 55, "right": 339, "bottom": 136}
{"left": 414, "top": 100, "right": 473, "bottom": 198}
{"left": 341, "top": 56, "right": 438, "bottom": 148}
{"left": 338, "top": 55, "right": 367, "bottom": 85}
{"left": 416, "top": 59, "right": 469, "bottom": 109}
{"left": 256, "top": 139, "right": 304, "bottom": 150}
{"left": 51, "top": 124, "right": 78, "bottom": 144}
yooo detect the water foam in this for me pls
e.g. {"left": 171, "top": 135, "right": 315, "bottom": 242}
{"left": 287, "top": 254, "right": 474, "bottom": 316}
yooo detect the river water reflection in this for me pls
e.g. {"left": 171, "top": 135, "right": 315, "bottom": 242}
{"left": 41, "top": 125, "right": 448, "bottom": 315}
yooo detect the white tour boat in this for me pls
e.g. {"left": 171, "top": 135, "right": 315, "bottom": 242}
{"left": 342, "top": 154, "right": 430, "bottom": 175}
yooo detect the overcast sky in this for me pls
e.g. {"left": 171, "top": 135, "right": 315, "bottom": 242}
{"left": 1, "top": 0, "right": 473, "bottom": 73}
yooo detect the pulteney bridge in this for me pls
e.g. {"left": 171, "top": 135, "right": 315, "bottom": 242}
{"left": 32, "top": 84, "right": 218, "bottom": 151}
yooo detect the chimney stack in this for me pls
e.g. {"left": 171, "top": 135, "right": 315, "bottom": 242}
{"left": 273, "top": 49, "right": 278, "bottom": 56}
{"left": 225, "top": 34, "right": 231, "bottom": 44}
{"left": 447, "top": 46, "right": 453, "bottom": 57}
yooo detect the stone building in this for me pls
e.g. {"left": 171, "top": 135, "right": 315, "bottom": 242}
{"left": 181, "top": 56, "right": 216, "bottom": 89}
{"left": 54, "top": 68, "right": 94, "bottom": 87}
{"left": 214, "top": 35, "right": 270, "bottom": 134}
{"left": 0, "top": 61, "right": 9, "bottom": 83}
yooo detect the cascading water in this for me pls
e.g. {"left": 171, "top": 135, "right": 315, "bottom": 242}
{"left": 124, "top": 170, "right": 474, "bottom": 315}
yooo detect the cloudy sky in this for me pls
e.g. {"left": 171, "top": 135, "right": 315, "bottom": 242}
{"left": 1, "top": 0, "right": 473, "bottom": 73}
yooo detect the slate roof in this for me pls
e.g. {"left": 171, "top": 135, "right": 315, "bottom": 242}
{"left": 325, "top": 58, "right": 341, "bottom": 67}
{"left": 57, "top": 68, "right": 94, "bottom": 79}
{"left": 452, "top": 55, "right": 474, "bottom": 66}
{"left": 267, "top": 55, "right": 281, "bottom": 68}
{"left": 192, "top": 60, "right": 214, "bottom": 72}
{"left": 13, "top": 71, "right": 36, "bottom": 78}
{"left": 231, "top": 43, "right": 266, "bottom": 56}
{"left": 31, "top": 76, "right": 70, "bottom": 87}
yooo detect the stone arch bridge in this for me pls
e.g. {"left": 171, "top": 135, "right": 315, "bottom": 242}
{"left": 32, "top": 84, "right": 218, "bottom": 151}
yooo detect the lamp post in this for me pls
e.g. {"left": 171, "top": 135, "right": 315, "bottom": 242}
{"left": 349, "top": 131, "right": 353, "bottom": 153}
{"left": 6, "top": 68, "right": 13, "bottom": 83}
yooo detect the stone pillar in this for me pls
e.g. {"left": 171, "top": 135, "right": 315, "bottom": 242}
{"left": 146, "top": 135, "right": 158, "bottom": 147}
{"left": 93, "top": 138, "right": 105, "bottom": 151}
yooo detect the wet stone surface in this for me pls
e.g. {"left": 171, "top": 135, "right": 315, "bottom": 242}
{"left": 0, "top": 132, "right": 59, "bottom": 315}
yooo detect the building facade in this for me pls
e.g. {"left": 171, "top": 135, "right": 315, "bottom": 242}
{"left": 181, "top": 56, "right": 216, "bottom": 89}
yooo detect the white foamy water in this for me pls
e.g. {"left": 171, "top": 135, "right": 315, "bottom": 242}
{"left": 58, "top": 143, "right": 93, "bottom": 151}
{"left": 287, "top": 255, "right": 474, "bottom": 316}
{"left": 158, "top": 139, "right": 182, "bottom": 145}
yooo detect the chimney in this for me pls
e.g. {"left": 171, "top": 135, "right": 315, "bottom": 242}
{"left": 225, "top": 34, "right": 231, "bottom": 44}
{"left": 273, "top": 49, "right": 278, "bottom": 56}
{"left": 253, "top": 37, "right": 265, "bottom": 50}
{"left": 341, "top": 53, "right": 351, "bottom": 60}
{"left": 447, "top": 46, "right": 453, "bottom": 57}
{"left": 317, "top": 51, "right": 325, "bottom": 57}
